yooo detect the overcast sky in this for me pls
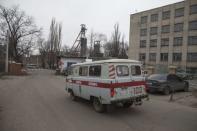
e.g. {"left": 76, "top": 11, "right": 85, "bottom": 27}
{"left": 1, "top": 0, "right": 183, "bottom": 47}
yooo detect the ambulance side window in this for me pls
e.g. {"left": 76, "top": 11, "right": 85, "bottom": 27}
{"left": 116, "top": 65, "right": 129, "bottom": 76}
{"left": 89, "top": 65, "right": 101, "bottom": 77}
{"left": 131, "top": 65, "right": 141, "bottom": 76}
{"left": 79, "top": 66, "right": 88, "bottom": 76}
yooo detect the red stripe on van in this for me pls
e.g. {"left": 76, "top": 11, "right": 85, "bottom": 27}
{"left": 109, "top": 72, "right": 115, "bottom": 76}
{"left": 66, "top": 79, "right": 146, "bottom": 89}
{"left": 109, "top": 68, "right": 115, "bottom": 72}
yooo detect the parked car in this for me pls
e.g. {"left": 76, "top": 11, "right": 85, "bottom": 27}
{"left": 146, "top": 74, "right": 189, "bottom": 95}
{"left": 176, "top": 71, "right": 194, "bottom": 80}
{"left": 26, "top": 64, "right": 38, "bottom": 69}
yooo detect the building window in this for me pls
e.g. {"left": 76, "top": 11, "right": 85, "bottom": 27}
{"left": 150, "top": 27, "right": 158, "bottom": 35}
{"left": 174, "top": 37, "right": 183, "bottom": 46}
{"left": 141, "top": 16, "right": 148, "bottom": 24}
{"left": 161, "top": 38, "right": 169, "bottom": 47}
{"left": 140, "top": 29, "right": 147, "bottom": 36}
{"left": 150, "top": 39, "right": 157, "bottom": 47}
{"left": 190, "top": 4, "right": 197, "bottom": 14}
{"left": 162, "top": 11, "right": 170, "bottom": 20}
{"left": 188, "top": 36, "right": 197, "bottom": 45}
{"left": 162, "top": 25, "right": 170, "bottom": 33}
{"left": 173, "top": 53, "right": 182, "bottom": 62}
{"left": 89, "top": 65, "right": 101, "bottom": 77}
{"left": 149, "top": 53, "right": 156, "bottom": 61}
{"left": 187, "top": 53, "right": 197, "bottom": 62}
{"left": 174, "top": 23, "right": 184, "bottom": 32}
{"left": 160, "top": 53, "right": 168, "bottom": 61}
{"left": 151, "top": 14, "right": 158, "bottom": 22}
{"left": 189, "top": 21, "right": 197, "bottom": 30}
{"left": 175, "top": 8, "right": 184, "bottom": 17}
{"left": 79, "top": 66, "right": 88, "bottom": 76}
{"left": 140, "top": 40, "right": 146, "bottom": 48}
{"left": 139, "top": 53, "right": 146, "bottom": 61}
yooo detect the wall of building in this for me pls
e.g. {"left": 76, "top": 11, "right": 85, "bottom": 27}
{"left": 129, "top": 0, "right": 197, "bottom": 74}
{"left": 60, "top": 57, "right": 85, "bottom": 72}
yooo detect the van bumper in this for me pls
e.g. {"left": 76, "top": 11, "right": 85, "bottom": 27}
{"left": 110, "top": 94, "right": 148, "bottom": 104}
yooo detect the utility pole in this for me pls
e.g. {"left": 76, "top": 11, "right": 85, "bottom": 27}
{"left": 5, "top": 31, "right": 9, "bottom": 73}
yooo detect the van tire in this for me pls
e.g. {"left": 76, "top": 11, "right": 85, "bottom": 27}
{"left": 69, "top": 91, "right": 77, "bottom": 101}
{"left": 184, "top": 84, "right": 189, "bottom": 92}
{"left": 93, "top": 97, "right": 106, "bottom": 113}
{"left": 123, "top": 102, "right": 133, "bottom": 108}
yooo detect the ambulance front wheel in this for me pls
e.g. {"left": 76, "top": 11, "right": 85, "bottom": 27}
{"left": 93, "top": 97, "right": 106, "bottom": 113}
{"left": 123, "top": 102, "right": 133, "bottom": 108}
{"left": 69, "top": 90, "right": 77, "bottom": 101}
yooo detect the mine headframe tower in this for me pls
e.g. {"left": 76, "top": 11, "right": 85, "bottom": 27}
{"left": 70, "top": 24, "right": 87, "bottom": 57}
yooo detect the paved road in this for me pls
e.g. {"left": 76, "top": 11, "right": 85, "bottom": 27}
{"left": 0, "top": 70, "right": 197, "bottom": 131}
{"left": 189, "top": 79, "right": 197, "bottom": 89}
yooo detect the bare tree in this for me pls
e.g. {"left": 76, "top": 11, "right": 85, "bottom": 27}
{"left": 119, "top": 35, "right": 128, "bottom": 58}
{"left": 0, "top": 5, "right": 41, "bottom": 62}
{"left": 104, "top": 23, "right": 120, "bottom": 57}
{"left": 111, "top": 23, "right": 121, "bottom": 57}
{"left": 89, "top": 29, "right": 96, "bottom": 56}
{"left": 47, "top": 18, "right": 62, "bottom": 69}
{"left": 60, "top": 44, "right": 70, "bottom": 56}
{"left": 37, "top": 37, "right": 48, "bottom": 68}
{"left": 104, "top": 23, "right": 128, "bottom": 58}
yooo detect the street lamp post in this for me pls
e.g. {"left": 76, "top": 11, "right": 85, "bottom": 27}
{"left": 5, "top": 31, "right": 9, "bottom": 73}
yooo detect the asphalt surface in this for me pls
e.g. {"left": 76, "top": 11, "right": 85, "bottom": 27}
{"left": 0, "top": 70, "right": 197, "bottom": 131}
{"left": 189, "top": 79, "right": 197, "bottom": 90}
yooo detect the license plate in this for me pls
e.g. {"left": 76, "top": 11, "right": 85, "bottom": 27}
{"left": 134, "top": 87, "right": 142, "bottom": 94}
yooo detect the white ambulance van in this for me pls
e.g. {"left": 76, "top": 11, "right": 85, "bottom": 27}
{"left": 65, "top": 59, "right": 148, "bottom": 112}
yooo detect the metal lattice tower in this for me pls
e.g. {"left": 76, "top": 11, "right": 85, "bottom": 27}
{"left": 70, "top": 24, "right": 87, "bottom": 57}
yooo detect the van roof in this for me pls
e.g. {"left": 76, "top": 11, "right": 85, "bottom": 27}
{"left": 72, "top": 59, "right": 141, "bottom": 66}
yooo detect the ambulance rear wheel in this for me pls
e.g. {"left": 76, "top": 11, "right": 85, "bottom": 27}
{"left": 123, "top": 102, "right": 133, "bottom": 108}
{"left": 93, "top": 98, "right": 106, "bottom": 113}
{"left": 69, "top": 91, "right": 77, "bottom": 101}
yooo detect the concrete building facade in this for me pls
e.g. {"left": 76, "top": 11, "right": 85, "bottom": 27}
{"left": 129, "top": 0, "right": 197, "bottom": 74}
